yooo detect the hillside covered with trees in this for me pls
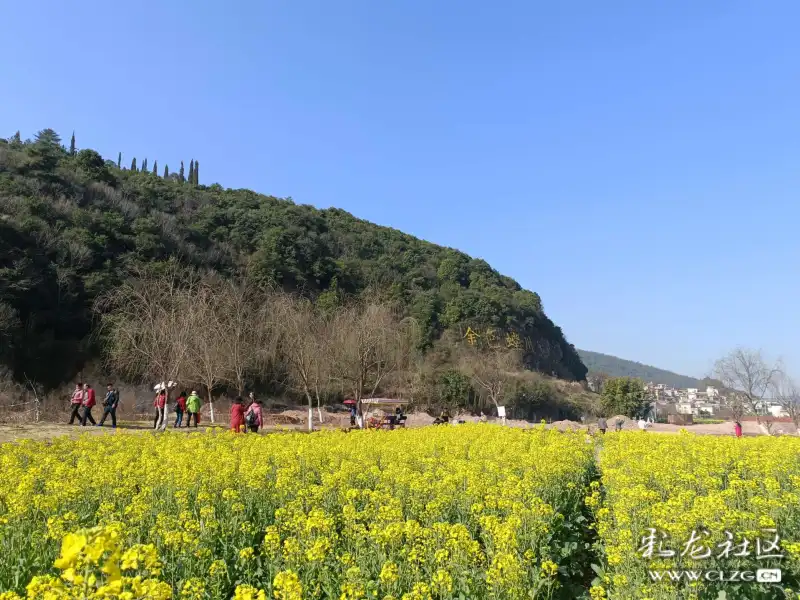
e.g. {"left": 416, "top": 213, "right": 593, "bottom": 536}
{"left": 0, "top": 129, "right": 587, "bottom": 391}
{"left": 577, "top": 349, "right": 701, "bottom": 389}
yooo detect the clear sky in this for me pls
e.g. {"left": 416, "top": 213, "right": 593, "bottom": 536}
{"left": 2, "top": 0, "right": 798, "bottom": 379}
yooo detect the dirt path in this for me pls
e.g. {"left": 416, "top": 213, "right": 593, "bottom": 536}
{"left": 0, "top": 417, "right": 795, "bottom": 444}
{"left": 0, "top": 421, "right": 321, "bottom": 444}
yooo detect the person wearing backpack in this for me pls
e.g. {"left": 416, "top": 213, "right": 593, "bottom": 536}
{"left": 245, "top": 399, "right": 263, "bottom": 433}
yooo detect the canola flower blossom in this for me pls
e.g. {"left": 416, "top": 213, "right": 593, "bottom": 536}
{"left": 593, "top": 432, "right": 800, "bottom": 600}
{"left": 0, "top": 425, "right": 595, "bottom": 599}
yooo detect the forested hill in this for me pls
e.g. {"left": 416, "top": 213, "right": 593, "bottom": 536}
{"left": 0, "top": 129, "right": 586, "bottom": 389}
{"left": 577, "top": 349, "right": 701, "bottom": 389}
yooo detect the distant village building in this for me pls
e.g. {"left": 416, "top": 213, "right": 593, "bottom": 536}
{"left": 645, "top": 382, "right": 729, "bottom": 419}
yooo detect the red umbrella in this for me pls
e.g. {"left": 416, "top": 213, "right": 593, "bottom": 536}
{"left": 343, "top": 399, "right": 357, "bottom": 406}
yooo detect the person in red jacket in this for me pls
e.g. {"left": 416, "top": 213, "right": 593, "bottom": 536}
{"left": 80, "top": 383, "right": 96, "bottom": 426}
{"left": 68, "top": 383, "right": 84, "bottom": 425}
{"left": 230, "top": 397, "right": 246, "bottom": 433}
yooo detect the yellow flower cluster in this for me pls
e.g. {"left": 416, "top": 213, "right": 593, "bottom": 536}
{"left": 594, "top": 432, "right": 800, "bottom": 600}
{"left": 0, "top": 425, "right": 594, "bottom": 599}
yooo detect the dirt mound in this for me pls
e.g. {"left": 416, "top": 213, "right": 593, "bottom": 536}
{"left": 550, "top": 419, "right": 583, "bottom": 431}
{"left": 404, "top": 412, "right": 435, "bottom": 427}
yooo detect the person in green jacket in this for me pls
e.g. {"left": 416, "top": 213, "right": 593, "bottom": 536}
{"left": 186, "top": 390, "right": 202, "bottom": 428}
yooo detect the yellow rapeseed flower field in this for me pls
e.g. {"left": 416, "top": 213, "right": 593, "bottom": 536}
{"left": 593, "top": 431, "right": 800, "bottom": 600}
{"left": 0, "top": 425, "right": 596, "bottom": 600}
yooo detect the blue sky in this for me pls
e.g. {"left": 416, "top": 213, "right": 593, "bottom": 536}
{"left": 2, "top": 0, "right": 798, "bottom": 378}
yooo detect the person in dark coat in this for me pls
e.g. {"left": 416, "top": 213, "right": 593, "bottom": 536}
{"left": 597, "top": 416, "right": 607, "bottom": 434}
{"left": 97, "top": 383, "right": 119, "bottom": 428}
{"left": 230, "top": 397, "right": 246, "bottom": 433}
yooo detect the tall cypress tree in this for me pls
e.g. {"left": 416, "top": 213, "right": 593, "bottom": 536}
{"left": 153, "top": 160, "right": 158, "bottom": 175}
{"left": 142, "top": 158, "right": 148, "bottom": 173}
{"left": 69, "top": 132, "right": 76, "bottom": 156}
{"left": 179, "top": 161, "right": 185, "bottom": 183}
{"left": 130, "top": 158, "right": 137, "bottom": 171}
{"left": 117, "top": 152, "right": 122, "bottom": 168}
{"left": 189, "top": 160, "right": 195, "bottom": 185}
{"left": 194, "top": 160, "right": 199, "bottom": 185}
{"left": 164, "top": 164, "right": 169, "bottom": 178}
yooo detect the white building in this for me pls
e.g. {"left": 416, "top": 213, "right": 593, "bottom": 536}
{"left": 768, "top": 405, "right": 788, "bottom": 418}
{"left": 695, "top": 404, "right": 716, "bottom": 416}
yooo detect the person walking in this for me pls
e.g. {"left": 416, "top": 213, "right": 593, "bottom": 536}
{"left": 174, "top": 391, "right": 187, "bottom": 428}
{"left": 153, "top": 389, "right": 168, "bottom": 431}
{"left": 68, "top": 383, "right": 84, "bottom": 425}
{"left": 186, "top": 390, "right": 202, "bottom": 428}
{"left": 80, "top": 383, "right": 97, "bottom": 426}
{"left": 230, "top": 397, "right": 246, "bottom": 433}
{"left": 158, "top": 389, "right": 169, "bottom": 431}
{"left": 615, "top": 417, "right": 624, "bottom": 432}
{"left": 97, "top": 383, "right": 119, "bottom": 428}
{"left": 734, "top": 420, "right": 743, "bottom": 438}
{"left": 597, "top": 416, "right": 607, "bottom": 434}
{"left": 245, "top": 399, "right": 263, "bottom": 433}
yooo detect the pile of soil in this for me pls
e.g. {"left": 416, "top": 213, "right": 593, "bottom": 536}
{"left": 404, "top": 412, "right": 436, "bottom": 427}
{"left": 550, "top": 419, "right": 583, "bottom": 431}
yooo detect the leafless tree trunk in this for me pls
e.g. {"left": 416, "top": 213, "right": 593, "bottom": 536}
{"left": 713, "top": 348, "right": 780, "bottom": 424}
{"left": 94, "top": 262, "right": 197, "bottom": 395}
{"left": 276, "top": 294, "right": 333, "bottom": 432}
{"left": 184, "top": 275, "right": 230, "bottom": 423}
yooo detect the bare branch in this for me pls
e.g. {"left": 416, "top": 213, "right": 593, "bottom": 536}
{"left": 460, "top": 347, "right": 522, "bottom": 410}
{"left": 713, "top": 347, "right": 779, "bottom": 423}
{"left": 772, "top": 370, "right": 800, "bottom": 429}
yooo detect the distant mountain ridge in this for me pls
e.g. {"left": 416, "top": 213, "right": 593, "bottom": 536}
{"left": 577, "top": 349, "right": 702, "bottom": 389}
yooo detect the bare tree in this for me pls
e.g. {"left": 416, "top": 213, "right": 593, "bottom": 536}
{"left": 277, "top": 294, "right": 334, "bottom": 431}
{"left": 94, "top": 263, "right": 197, "bottom": 400}
{"left": 328, "top": 301, "right": 418, "bottom": 425}
{"left": 727, "top": 394, "right": 747, "bottom": 423}
{"left": 772, "top": 370, "right": 800, "bottom": 430}
{"left": 461, "top": 348, "right": 522, "bottom": 412}
{"left": 251, "top": 287, "right": 284, "bottom": 395}
{"left": 586, "top": 372, "right": 609, "bottom": 393}
{"left": 713, "top": 348, "right": 780, "bottom": 424}
{"left": 217, "top": 278, "right": 263, "bottom": 396}
{"left": 184, "top": 276, "right": 230, "bottom": 423}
